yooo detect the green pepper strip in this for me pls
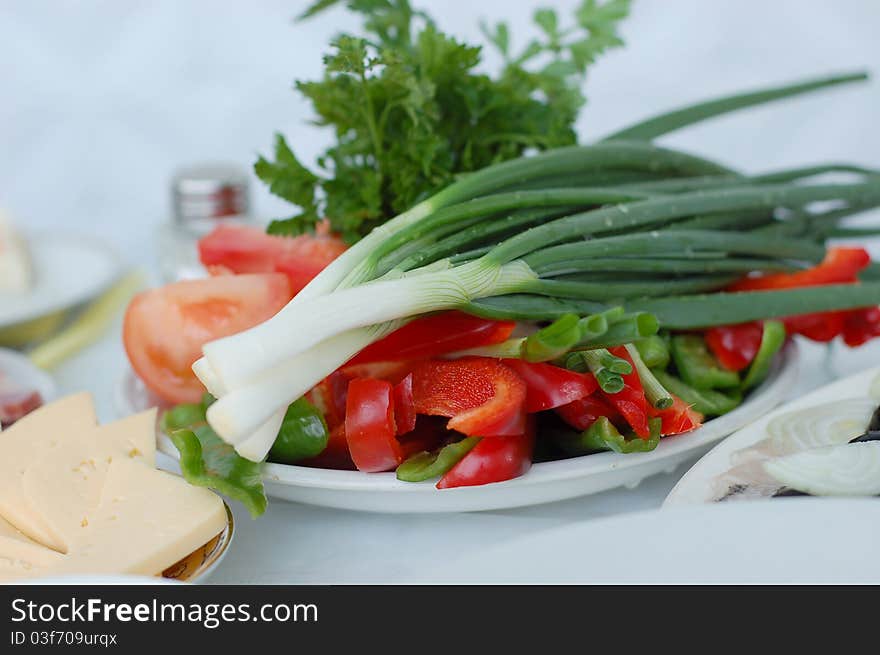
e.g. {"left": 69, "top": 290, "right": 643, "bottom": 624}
{"left": 268, "top": 397, "right": 330, "bottom": 464}
{"left": 396, "top": 438, "right": 481, "bottom": 482}
{"left": 652, "top": 369, "right": 742, "bottom": 415}
{"left": 741, "top": 320, "right": 787, "bottom": 390}
{"left": 670, "top": 334, "right": 740, "bottom": 389}
{"left": 553, "top": 416, "right": 661, "bottom": 455}
{"left": 634, "top": 334, "right": 670, "bottom": 369}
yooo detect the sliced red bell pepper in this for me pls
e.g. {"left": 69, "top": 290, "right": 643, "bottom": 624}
{"left": 555, "top": 394, "right": 622, "bottom": 432}
{"left": 299, "top": 424, "right": 356, "bottom": 470}
{"left": 842, "top": 306, "right": 880, "bottom": 347}
{"left": 306, "top": 370, "right": 349, "bottom": 430}
{"left": 649, "top": 395, "right": 703, "bottom": 436}
{"left": 339, "top": 360, "right": 414, "bottom": 385}
{"left": 393, "top": 374, "right": 417, "bottom": 435}
{"left": 705, "top": 322, "right": 764, "bottom": 372}
{"left": 348, "top": 312, "right": 515, "bottom": 365}
{"left": 501, "top": 359, "right": 598, "bottom": 413}
{"left": 602, "top": 346, "right": 651, "bottom": 438}
{"left": 344, "top": 378, "right": 404, "bottom": 472}
{"left": 397, "top": 416, "right": 449, "bottom": 459}
{"left": 728, "top": 247, "right": 870, "bottom": 291}
{"left": 411, "top": 357, "right": 526, "bottom": 437}
{"left": 783, "top": 311, "right": 847, "bottom": 343}
{"left": 436, "top": 417, "right": 536, "bottom": 489}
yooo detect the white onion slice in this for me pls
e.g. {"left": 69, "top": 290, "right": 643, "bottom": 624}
{"left": 744, "top": 398, "right": 876, "bottom": 461}
{"left": 763, "top": 442, "right": 880, "bottom": 496}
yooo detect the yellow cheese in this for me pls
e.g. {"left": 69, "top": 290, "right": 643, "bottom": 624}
{"left": 0, "top": 516, "right": 62, "bottom": 583}
{"left": 47, "top": 458, "right": 227, "bottom": 577}
{"left": 0, "top": 393, "right": 97, "bottom": 548}
{"left": 20, "top": 408, "right": 158, "bottom": 552}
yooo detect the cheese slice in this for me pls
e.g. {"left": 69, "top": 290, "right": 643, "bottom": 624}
{"left": 0, "top": 393, "right": 97, "bottom": 548}
{"left": 0, "top": 210, "right": 33, "bottom": 293}
{"left": 0, "top": 516, "right": 63, "bottom": 583}
{"left": 20, "top": 408, "right": 158, "bottom": 552}
{"left": 47, "top": 458, "right": 227, "bottom": 577}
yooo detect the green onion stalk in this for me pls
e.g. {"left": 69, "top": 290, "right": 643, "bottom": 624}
{"left": 195, "top": 71, "right": 880, "bottom": 461}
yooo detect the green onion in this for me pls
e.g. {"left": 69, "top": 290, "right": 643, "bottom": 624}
{"left": 576, "top": 349, "right": 625, "bottom": 394}
{"left": 652, "top": 369, "right": 742, "bottom": 416}
{"left": 523, "top": 314, "right": 582, "bottom": 362}
{"left": 625, "top": 344, "right": 673, "bottom": 409}
{"left": 634, "top": 335, "right": 670, "bottom": 369}
{"left": 578, "top": 312, "right": 660, "bottom": 349}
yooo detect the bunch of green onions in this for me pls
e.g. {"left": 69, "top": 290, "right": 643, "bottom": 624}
{"left": 194, "top": 72, "right": 880, "bottom": 462}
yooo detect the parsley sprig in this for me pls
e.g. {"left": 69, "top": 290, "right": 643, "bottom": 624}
{"left": 258, "top": 0, "right": 631, "bottom": 242}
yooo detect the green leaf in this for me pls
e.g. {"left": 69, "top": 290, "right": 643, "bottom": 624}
{"left": 396, "top": 437, "right": 480, "bottom": 482}
{"left": 254, "top": 133, "right": 319, "bottom": 223}
{"left": 298, "top": 0, "right": 344, "bottom": 21}
{"left": 534, "top": 9, "right": 559, "bottom": 39}
{"left": 479, "top": 19, "right": 510, "bottom": 56}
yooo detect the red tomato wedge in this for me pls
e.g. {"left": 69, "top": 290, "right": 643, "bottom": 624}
{"left": 555, "top": 394, "right": 621, "bottom": 431}
{"left": 436, "top": 417, "right": 536, "bottom": 489}
{"left": 705, "top": 322, "right": 764, "bottom": 371}
{"left": 502, "top": 360, "right": 598, "bottom": 413}
{"left": 348, "top": 312, "right": 515, "bottom": 365}
{"left": 393, "top": 374, "right": 417, "bottom": 435}
{"left": 123, "top": 273, "right": 292, "bottom": 404}
{"left": 649, "top": 395, "right": 703, "bottom": 436}
{"left": 198, "top": 223, "right": 347, "bottom": 295}
{"left": 344, "top": 378, "right": 404, "bottom": 472}
{"left": 727, "top": 247, "right": 870, "bottom": 292}
{"left": 602, "top": 346, "right": 651, "bottom": 438}
{"left": 411, "top": 358, "right": 526, "bottom": 437}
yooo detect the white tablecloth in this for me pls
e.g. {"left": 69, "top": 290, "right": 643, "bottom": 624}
{"left": 52, "top": 318, "right": 842, "bottom": 584}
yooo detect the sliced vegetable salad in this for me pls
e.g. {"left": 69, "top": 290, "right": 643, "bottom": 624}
{"left": 120, "top": 1, "right": 880, "bottom": 516}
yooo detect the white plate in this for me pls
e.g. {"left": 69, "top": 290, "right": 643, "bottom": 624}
{"left": 665, "top": 365, "right": 880, "bottom": 506}
{"left": 0, "top": 347, "right": 57, "bottom": 403}
{"left": 116, "top": 342, "right": 799, "bottom": 513}
{"left": 414, "top": 498, "right": 880, "bottom": 583}
{"left": 0, "top": 232, "right": 121, "bottom": 329}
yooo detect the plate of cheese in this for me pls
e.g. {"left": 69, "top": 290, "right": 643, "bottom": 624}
{"left": 0, "top": 393, "right": 232, "bottom": 584}
{"left": 0, "top": 212, "right": 122, "bottom": 343}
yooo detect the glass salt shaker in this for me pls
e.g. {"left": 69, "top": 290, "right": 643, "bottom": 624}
{"left": 157, "top": 163, "right": 252, "bottom": 282}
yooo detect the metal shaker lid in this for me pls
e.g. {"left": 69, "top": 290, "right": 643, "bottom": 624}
{"left": 171, "top": 163, "right": 250, "bottom": 222}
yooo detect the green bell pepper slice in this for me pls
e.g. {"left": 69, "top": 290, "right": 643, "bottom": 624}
{"left": 671, "top": 334, "right": 740, "bottom": 389}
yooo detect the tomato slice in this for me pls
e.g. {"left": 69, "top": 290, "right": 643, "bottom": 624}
{"left": 649, "top": 395, "right": 703, "bottom": 436}
{"left": 411, "top": 358, "right": 526, "bottom": 437}
{"left": 502, "top": 360, "right": 597, "bottom": 413}
{"left": 705, "top": 322, "right": 764, "bottom": 372}
{"left": 198, "top": 223, "right": 347, "bottom": 295}
{"left": 393, "top": 374, "right": 417, "bottom": 435}
{"left": 728, "top": 247, "right": 870, "bottom": 291}
{"left": 602, "top": 346, "right": 651, "bottom": 438}
{"left": 436, "top": 418, "right": 535, "bottom": 489}
{"left": 344, "top": 378, "right": 404, "bottom": 472}
{"left": 556, "top": 394, "right": 622, "bottom": 431}
{"left": 123, "top": 273, "right": 292, "bottom": 404}
{"left": 348, "top": 312, "right": 515, "bottom": 365}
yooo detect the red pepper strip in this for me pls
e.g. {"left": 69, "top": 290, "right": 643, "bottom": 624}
{"left": 348, "top": 312, "right": 515, "bottom": 365}
{"left": 728, "top": 247, "right": 871, "bottom": 291}
{"left": 299, "top": 424, "right": 356, "bottom": 470}
{"left": 705, "top": 322, "right": 764, "bottom": 372}
{"left": 649, "top": 395, "right": 703, "bottom": 436}
{"left": 306, "top": 370, "right": 349, "bottom": 430}
{"left": 397, "top": 416, "right": 449, "bottom": 459}
{"left": 339, "top": 360, "right": 415, "bottom": 385}
{"left": 436, "top": 417, "right": 536, "bottom": 489}
{"left": 783, "top": 311, "right": 847, "bottom": 343}
{"left": 393, "top": 374, "right": 417, "bottom": 435}
{"left": 411, "top": 357, "right": 526, "bottom": 437}
{"left": 502, "top": 360, "right": 598, "bottom": 413}
{"left": 602, "top": 346, "right": 651, "bottom": 438}
{"left": 344, "top": 378, "right": 403, "bottom": 472}
{"left": 556, "top": 394, "right": 622, "bottom": 432}
{"left": 842, "top": 307, "right": 880, "bottom": 347}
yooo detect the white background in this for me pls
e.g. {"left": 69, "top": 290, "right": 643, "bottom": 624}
{"left": 3, "top": 0, "right": 879, "bottom": 259}
{"left": 3, "top": 1, "right": 880, "bottom": 583}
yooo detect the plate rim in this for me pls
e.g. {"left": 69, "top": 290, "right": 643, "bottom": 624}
{"left": 0, "top": 231, "right": 123, "bottom": 328}
{"left": 148, "top": 341, "right": 800, "bottom": 496}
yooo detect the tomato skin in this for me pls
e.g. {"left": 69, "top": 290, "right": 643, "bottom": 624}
{"left": 198, "top": 223, "right": 347, "bottom": 295}
{"left": 344, "top": 378, "right": 403, "bottom": 472}
{"left": 436, "top": 418, "right": 535, "bottom": 489}
{"left": 411, "top": 358, "right": 526, "bottom": 437}
{"left": 502, "top": 360, "right": 598, "bottom": 413}
{"left": 728, "top": 247, "right": 870, "bottom": 291}
{"left": 649, "top": 395, "right": 703, "bottom": 436}
{"left": 602, "top": 346, "right": 651, "bottom": 438}
{"left": 705, "top": 322, "right": 764, "bottom": 371}
{"left": 555, "top": 394, "right": 621, "bottom": 431}
{"left": 348, "top": 312, "right": 515, "bottom": 365}
{"left": 393, "top": 374, "right": 417, "bottom": 435}
{"left": 123, "top": 273, "right": 292, "bottom": 404}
